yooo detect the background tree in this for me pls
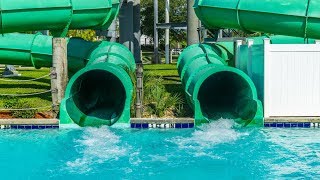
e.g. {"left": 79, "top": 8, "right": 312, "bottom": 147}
{"left": 141, "top": 0, "right": 187, "bottom": 48}
{"left": 67, "top": 30, "right": 96, "bottom": 41}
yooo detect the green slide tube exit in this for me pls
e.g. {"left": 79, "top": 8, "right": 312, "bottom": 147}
{"left": 178, "top": 0, "right": 320, "bottom": 126}
{"left": 0, "top": 33, "right": 136, "bottom": 126}
{"left": 177, "top": 42, "right": 263, "bottom": 126}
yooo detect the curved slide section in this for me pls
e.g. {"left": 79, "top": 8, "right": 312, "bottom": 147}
{"left": 0, "top": 33, "right": 136, "bottom": 126}
{"left": 0, "top": 0, "right": 120, "bottom": 35}
{"left": 194, "top": 0, "right": 320, "bottom": 39}
{"left": 177, "top": 43, "right": 263, "bottom": 126}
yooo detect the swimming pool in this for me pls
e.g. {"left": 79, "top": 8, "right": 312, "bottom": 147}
{"left": 1, "top": 119, "right": 319, "bottom": 179}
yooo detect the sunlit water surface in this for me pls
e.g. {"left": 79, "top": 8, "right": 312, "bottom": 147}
{"left": 1, "top": 119, "right": 320, "bottom": 179}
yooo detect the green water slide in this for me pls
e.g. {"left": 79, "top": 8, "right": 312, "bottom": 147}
{"left": 0, "top": 0, "right": 120, "bottom": 36}
{"left": 0, "top": 0, "right": 139, "bottom": 126}
{"left": 194, "top": 0, "right": 320, "bottom": 39}
{"left": 177, "top": 42, "right": 263, "bottom": 126}
{"left": 178, "top": 0, "right": 320, "bottom": 125}
{"left": 0, "top": 33, "right": 135, "bottom": 126}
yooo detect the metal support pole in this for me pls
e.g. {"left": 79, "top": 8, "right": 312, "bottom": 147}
{"left": 247, "top": 39, "right": 254, "bottom": 78}
{"left": 234, "top": 39, "right": 245, "bottom": 69}
{"left": 153, "top": 0, "right": 159, "bottom": 64}
{"left": 133, "top": 0, "right": 142, "bottom": 63}
{"left": 187, "top": 0, "right": 199, "bottom": 45}
{"left": 170, "top": 49, "right": 173, "bottom": 64}
{"left": 109, "top": 20, "right": 117, "bottom": 42}
{"left": 203, "top": 29, "right": 208, "bottom": 39}
{"left": 119, "top": 0, "right": 134, "bottom": 52}
{"left": 133, "top": 0, "right": 143, "bottom": 113}
{"left": 165, "top": 0, "right": 170, "bottom": 64}
{"left": 95, "top": 19, "right": 117, "bottom": 41}
{"left": 135, "top": 63, "right": 143, "bottom": 118}
{"left": 51, "top": 38, "right": 68, "bottom": 118}
{"left": 40, "top": 30, "right": 49, "bottom": 35}
{"left": 218, "top": 29, "right": 223, "bottom": 39}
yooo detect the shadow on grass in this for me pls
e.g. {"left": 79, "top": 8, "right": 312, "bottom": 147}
{"left": 0, "top": 76, "right": 51, "bottom": 84}
{"left": 144, "top": 68, "right": 177, "bottom": 71}
{"left": 0, "top": 83, "right": 52, "bottom": 102}
{"left": 0, "top": 84, "right": 50, "bottom": 90}
{"left": 163, "top": 76, "right": 181, "bottom": 83}
{"left": 164, "top": 83, "right": 184, "bottom": 95}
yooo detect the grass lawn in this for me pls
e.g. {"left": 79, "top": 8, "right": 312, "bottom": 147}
{"left": 144, "top": 63, "right": 193, "bottom": 117}
{"left": 0, "top": 57, "right": 192, "bottom": 118}
{"left": 144, "top": 63, "right": 182, "bottom": 94}
{"left": 0, "top": 67, "right": 52, "bottom": 112}
{"left": 143, "top": 51, "right": 183, "bottom": 97}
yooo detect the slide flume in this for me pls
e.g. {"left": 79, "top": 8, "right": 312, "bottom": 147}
{"left": 177, "top": 0, "right": 319, "bottom": 126}
{"left": 0, "top": 33, "right": 135, "bottom": 126}
{"left": 0, "top": 0, "right": 120, "bottom": 35}
{"left": 178, "top": 42, "right": 263, "bottom": 126}
{"left": 194, "top": 0, "right": 320, "bottom": 39}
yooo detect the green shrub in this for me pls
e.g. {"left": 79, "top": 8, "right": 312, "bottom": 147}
{"left": 144, "top": 73, "right": 184, "bottom": 117}
{"left": 4, "top": 98, "right": 37, "bottom": 119}
{"left": 67, "top": 30, "right": 96, "bottom": 41}
{"left": 3, "top": 97, "right": 19, "bottom": 109}
{"left": 130, "top": 71, "right": 137, "bottom": 117}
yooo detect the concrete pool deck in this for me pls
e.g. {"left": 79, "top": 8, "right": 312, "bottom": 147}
{"left": 265, "top": 117, "right": 320, "bottom": 122}
{"left": 1, "top": 117, "right": 320, "bottom": 129}
{"left": 0, "top": 119, "right": 59, "bottom": 129}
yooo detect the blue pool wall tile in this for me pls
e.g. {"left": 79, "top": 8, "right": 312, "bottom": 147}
{"left": 189, "top": 123, "right": 195, "bottom": 128}
{"left": 182, "top": 124, "right": 189, "bottom": 128}
{"left": 284, "top": 123, "right": 291, "bottom": 128}
{"left": 264, "top": 122, "right": 315, "bottom": 128}
{"left": 304, "top": 123, "right": 311, "bottom": 128}
{"left": 32, "top": 125, "right": 39, "bottom": 129}
{"left": 131, "top": 123, "right": 135, "bottom": 128}
{"left": 136, "top": 124, "right": 142, "bottom": 128}
{"left": 276, "top": 123, "right": 284, "bottom": 128}
{"left": 0, "top": 124, "right": 59, "bottom": 130}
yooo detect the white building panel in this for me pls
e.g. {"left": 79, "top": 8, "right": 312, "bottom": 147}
{"left": 264, "top": 39, "right": 320, "bottom": 117}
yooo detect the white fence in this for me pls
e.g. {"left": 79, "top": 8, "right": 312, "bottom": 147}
{"left": 264, "top": 39, "right": 320, "bottom": 118}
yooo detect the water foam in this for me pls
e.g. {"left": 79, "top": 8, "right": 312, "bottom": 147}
{"left": 170, "top": 119, "right": 248, "bottom": 158}
{"left": 65, "top": 126, "right": 128, "bottom": 174}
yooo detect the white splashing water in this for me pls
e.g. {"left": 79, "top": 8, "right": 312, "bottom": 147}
{"left": 65, "top": 126, "right": 128, "bottom": 174}
{"left": 170, "top": 118, "right": 248, "bottom": 158}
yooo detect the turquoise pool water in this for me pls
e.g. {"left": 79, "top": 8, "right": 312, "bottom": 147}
{"left": 1, "top": 119, "right": 320, "bottom": 179}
